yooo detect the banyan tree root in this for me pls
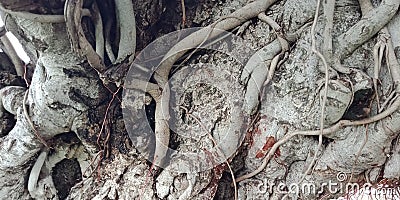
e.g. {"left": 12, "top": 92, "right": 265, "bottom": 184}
{"left": 236, "top": 0, "right": 400, "bottom": 183}
{"left": 143, "top": 0, "right": 280, "bottom": 168}
{"left": 64, "top": 0, "right": 106, "bottom": 74}
{"left": 0, "top": 8, "right": 105, "bottom": 198}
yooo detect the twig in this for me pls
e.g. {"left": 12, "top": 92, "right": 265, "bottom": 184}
{"left": 262, "top": 52, "right": 285, "bottom": 88}
{"left": 103, "top": 119, "right": 111, "bottom": 158}
{"left": 257, "top": 13, "right": 281, "bottom": 31}
{"left": 242, "top": 39, "right": 282, "bottom": 114}
{"left": 23, "top": 62, "right": 31, "bottom": 87}
{"left": 257, "top": 13, "right": 289, "bottom": 101}
{"left": 285, "top": 21, "right": 313, "bottom": 42}
{"left": 384, "top": 31, "right": 400, "bottom": 92}
{"left": 23, "top": 90, "right": 49, "bottom": 148}
{"left": 379, "top": 92, "right": 397, "bottom": 113}
{"left": 236, "top": 21, "right": 251, "bottom": 36}
{"left": 96, "top": 87, "right": 121, "bottom": 152}
{"left": 82, "top": 150, "right": 103, "bottom": 178}
{"left": 96, "top": 150, "right": 103, "bottom": 181}
{"left": 297, "top": 0, "right": 330, "bottom": 183}
{"left": 372, "top": 38, "right": 386, "bottom": 111}
{"left": 181, "top": 0, "right": 187, "bottom": 27}
{"left": 367, "top": 1, "right": 390, "bottom": 112}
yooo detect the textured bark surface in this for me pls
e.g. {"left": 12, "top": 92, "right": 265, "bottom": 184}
{"left": 0, "top": 0, "right": 399, "bottom": 199}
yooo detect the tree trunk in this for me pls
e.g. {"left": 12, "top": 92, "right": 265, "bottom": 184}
{"left": 0, "top": 0, "right": 399, "bottom": 199}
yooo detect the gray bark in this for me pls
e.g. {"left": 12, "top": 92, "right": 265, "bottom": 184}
{"left": 0, "top": 0, "right": 399, "bottom": 199}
